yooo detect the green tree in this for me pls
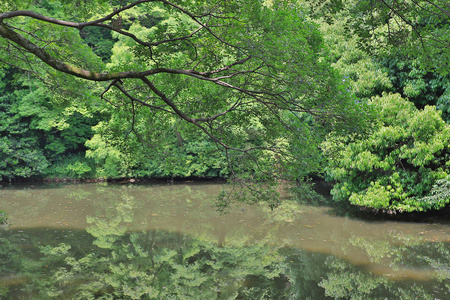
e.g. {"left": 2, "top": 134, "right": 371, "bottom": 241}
{"left": 315, "top": 1, "right": 450, "bottom": 119}
{"left": 319, "top": 14, "right": 393, "bottom": 100}
{"left": 311, "top": 0, "right": 450, "bottom": 75}
{"left": 323, "top": 93, "right": 450, "bottom": 212}
{"left": 0, "top": 65, "right": 103, "bottom": 181}
{"left": 0, "top": 0, "right": 365, "bottom": 197}
{"left": 377, "top": 54, "right": 450, "bottom": 121}
{"left": 0, "top": 68, "right": 49, "bottom": 180}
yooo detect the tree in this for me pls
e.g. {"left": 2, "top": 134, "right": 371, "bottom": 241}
{"left": 310, "top": 0, "right": 450, "bottom": 75}
{"left": 0, "top": 64, "right": 104, "bottom": 181}
{"left": 0, "top": 67, "right": 49, "bottom": 180}
{"left": 317, "top": 5, "right": 450, "bottom": 121}
{"left": 323, "top": 93, "right": 450, "bottom": 212}
{"left": 311, "top": 1, "right": 450, "bottom": 212}
{"left": 0, "top": 0, "right": 364, "bottom": 200}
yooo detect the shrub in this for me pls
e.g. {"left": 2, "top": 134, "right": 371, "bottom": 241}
{"left": 323, "top": 93, "right": 450, "bottom": 212}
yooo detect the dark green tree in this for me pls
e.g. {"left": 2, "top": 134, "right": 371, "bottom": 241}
{"left": 0, "top": 66, "right": 102, "bottom": 181}
{"left": 310, "top": 0, "right": 450, "bottom": 75}
{"left": 0, "top": 68, "right": 49, "bottom": 180}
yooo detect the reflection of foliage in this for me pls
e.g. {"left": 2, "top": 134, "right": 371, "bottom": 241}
{"left": 86, "top": 196, "right": 134, "bottom": 249}
{"left": 319, "top": 257, "right": 389, "bottom": 299}
{"left": 0, "top": 231, "right": 20, "bottom": 274}
{"left": 0, "top": 210, "right": 8, "bottom": 225}
{"left": 417, "top": 242, "right": 450, "bottom": 281}
{"left": 348, "top": 231, "right": 426, "bottom": 267}
{"left": 33, "top": 232, "right": 289, "bottom": 299}
{"left": 0, "top": 229, "right": 25, "bottom": 298}
{"left": 1, "top": 183, "right": 450, "bottom": 299}
{"left": 319, "top": 253, "right": 450, "bottom": 300}
{"left": 280, "top": 248, "right": 330, "bottom": 299}
{"left": 327, "top": 233, "right": 450, "bottom": 299}
{"left": 349, "top": 232, "right": 450, "bottom": 276}
{"left": 11, "top": 186, "right": 291, "bottom": 299}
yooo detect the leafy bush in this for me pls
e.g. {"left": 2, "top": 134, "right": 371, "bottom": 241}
{"left": 86, "top": 120, "right": 228, "bottom": 179}
{"left": 0, "top": 65, "right": 102, "bottom": 181}
{"left": 323, "top": 93, "right": 450, "bottom": 212}
{"left": 379, "top": 55, "right": 450, "bottom": 120}
{"left": 44, "top": 154, "right": 95, "bottom": 179}
{"left": 0, "top": 93, "right": 49, "bottom": 181}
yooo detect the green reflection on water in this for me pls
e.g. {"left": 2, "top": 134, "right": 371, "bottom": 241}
{"left": 0, "top": 183, "right": 449, "bottom": 299}
{"left": 1, "top": 230, "right": 292, "bottom": 299}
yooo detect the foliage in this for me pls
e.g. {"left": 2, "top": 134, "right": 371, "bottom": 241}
{"left": 85, "top": 110, "right": 229, "bottom": 179}
{"left": 0, "top": 210, "right": 7, "bottom": 225}
{"left": 419, "top": 178, "right": 450, "bottom": 209}
{"left": 0, "top": 0, "right": 366, "bottom": 193}
{"left": 315, "top": 0, "right": 450, "bottom": 75}
{"left": 44, "top": 154, "right": 95, "bottom": 179}
{"left": 323, "top": 93, "right": 450, "bottom": 212}
{"left": 0, "top": 66, "right": 102, "bottom": 181}
{"left": 319, "top": 15, "right": 393, "bottom": 100}
{"left": 319, "top": 9, "right": 450, "bottom": 121}
{"left": 316, "top": 5, "right": 450, "bottom": 212}
{"left": 0, "top": 73, "right": 49, "bottom": 181}
{"left": 80, "top": 26, "right": 117, "bottom": 63}
{"left": 1, "top": 0, "right": 448, "bottom": 214}
{"left": 377, "top": 53, "right": 450, "bottom": 121}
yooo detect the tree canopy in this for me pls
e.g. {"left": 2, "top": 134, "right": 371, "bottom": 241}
{"left": 0, "top": 0, "right": 449, "bottom": 212}
{"left": 0, "top": 0, "right": 364, "bottom": 199}
{"left": 311, "top": 0, "right": 450, "bottom": 75}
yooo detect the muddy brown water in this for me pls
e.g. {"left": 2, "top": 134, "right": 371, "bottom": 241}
{"left": 0, "top": 182, "right": 449, "bottom": 299}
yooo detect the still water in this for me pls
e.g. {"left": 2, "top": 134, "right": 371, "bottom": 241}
{"left": 0, "top": 182, "right": 449, "bottom": 299}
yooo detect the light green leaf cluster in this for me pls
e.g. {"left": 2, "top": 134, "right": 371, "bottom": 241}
{"left": 319, "top": 256, "right": 388, "bottom": 299}
{"left": 323, "top": 93, "right": 450, "bottom": 212}
{"left": 320, "top": 16, "right": 393, "bottom": 100}
{"left": 86, "top": 117, "right": 229, "bottom": 179}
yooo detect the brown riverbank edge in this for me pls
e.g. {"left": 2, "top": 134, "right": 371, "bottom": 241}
{"left": 40, "top": 176, "right": 228, "bottom": 184}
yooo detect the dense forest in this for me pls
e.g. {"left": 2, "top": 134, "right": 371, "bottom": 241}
{"left": 1, "top": 0, "right": 449, "bottom": 212}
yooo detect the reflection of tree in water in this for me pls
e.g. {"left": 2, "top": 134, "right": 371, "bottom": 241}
{"left": 279, "top": 249, "right": 331, "bottom": 299}
{"left": 28, "top": 234, "right": 290, "bottom": 298}
{"left": 2, "top": 188, "right": 290, "bottom": 299}
{"left": 1, "top": 184, "right": 450, "bottom": 299}
{"left": 318, "top": 254, "right": 449, "bottom": 299}
{"left": 318, "top": 237, "right": 450, "bottom": 300}
{"left": 0, "top": 230, "right": 22, "bottom": 297}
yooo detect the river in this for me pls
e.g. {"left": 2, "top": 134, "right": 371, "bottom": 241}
{"left": 0, "top": 182, "right": 449, "bottom": 299}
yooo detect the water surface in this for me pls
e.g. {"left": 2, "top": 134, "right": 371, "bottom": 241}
{"left": 0, "top": 183, "right": 449, "bottom": 299}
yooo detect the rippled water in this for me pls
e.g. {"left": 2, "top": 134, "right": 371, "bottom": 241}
{"left": 0, "top": 182, "right": 449, "bottom": 299}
